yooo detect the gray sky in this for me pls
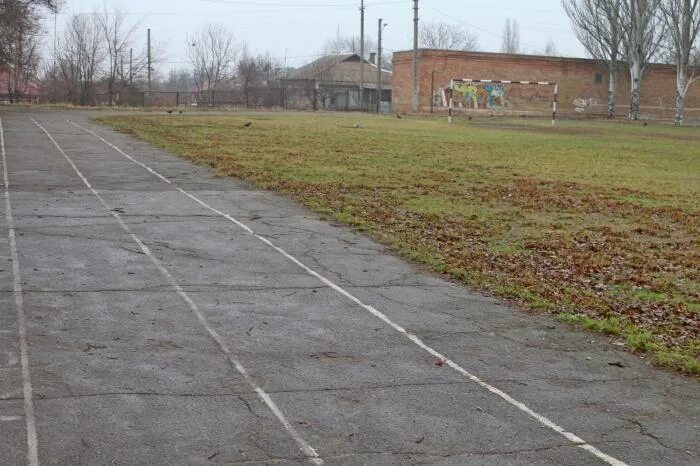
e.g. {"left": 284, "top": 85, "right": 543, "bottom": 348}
{"left": 46, "top": 0, "right": 587, "bottom": 72}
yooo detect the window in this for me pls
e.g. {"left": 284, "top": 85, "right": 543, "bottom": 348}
{"left": 595, "top": 73, "right": 603, "bottom": 84}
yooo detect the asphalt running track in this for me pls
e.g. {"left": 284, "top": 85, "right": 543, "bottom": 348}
{"left": 0, "top": 108, "right": 697, "bottom": 466}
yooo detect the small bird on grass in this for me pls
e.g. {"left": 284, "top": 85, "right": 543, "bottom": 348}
{"left": 396, "top": 114, "right": 402, "bottom": 119}
{"left": 166, "top": 110, "right": 173, "bottom": 114}
{"left": 243, "top": 121, "right": 253, "bottom": 128}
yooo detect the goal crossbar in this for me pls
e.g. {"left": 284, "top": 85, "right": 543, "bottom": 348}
{"left": 448, "top": 79, "right": 559, "bottom": 125}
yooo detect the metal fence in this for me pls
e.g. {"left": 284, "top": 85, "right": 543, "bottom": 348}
{"left": 89, "top": 86, "right": 389, "bottom": 112}
{"left": 0, "top": 93, "right": 51, "bottom": 105}
{"left": 2, "top": 85, "right": 392, "bottom": 113}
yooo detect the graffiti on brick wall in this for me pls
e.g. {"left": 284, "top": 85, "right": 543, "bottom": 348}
{"left": 452, "top": 82, "right": 507, "bottom": 109}
{"left": 573, "top": 97, "right": 600, "bottom": 112}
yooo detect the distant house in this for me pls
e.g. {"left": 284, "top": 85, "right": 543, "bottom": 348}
{"left": 0, "top": 65, "right": 42, "bottom": 103}
{"left": 281, "top": 53, "right": 392, "bottom": 112}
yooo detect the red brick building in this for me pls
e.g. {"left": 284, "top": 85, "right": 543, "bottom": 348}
{"left": 392, "top": 49, "right": 700, "bottom": 119}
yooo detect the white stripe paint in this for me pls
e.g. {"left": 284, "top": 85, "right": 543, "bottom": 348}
{"left": 1, "top": 416, "right": 23, "bottom": 422}
{"left": 1, "top": 117, "right": 40, "bottom": 466}
{"left": 68, "top": 122, "right": 171, "bottom": 184}
{"left": 33, "top": 119, "right": 323, "bottom": 466}
{"left": 72, "top": 121, "right": 629, "bottom": 466}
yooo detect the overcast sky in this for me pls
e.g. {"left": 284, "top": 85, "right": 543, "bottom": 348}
{"left": 45, "top": 0, "right": 587, "bottom": 72}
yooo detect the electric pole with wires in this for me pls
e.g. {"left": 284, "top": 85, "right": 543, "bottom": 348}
{"left": 359, "top": 0, "right": 365, "bottom": 111}
{"left": 412, "top": 0, "right": 419, "bottom": 112}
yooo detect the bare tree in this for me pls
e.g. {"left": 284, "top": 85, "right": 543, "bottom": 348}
{"left": 322, "top": 35, "right": 376, "bottom": 57}
{"left": 163, "top": 68, "right": 194, "bottom": 91}
{"left": 621, "top": 0, "right": 665, "bottom": 120}
{"left": 660, "top": 0, "right": 700, "bottom": 125}
{"left": 544, "top": 38, "right": 560, "bottom": 56}
{"left": 57, "top": 14, "right": 105, "bottom": 105}
{"left": 23, "top": 0, "right": 58, "bottom": 9}
{"left": 186, "top": 23, "right": 240, "bottom": 91}
{"left": 419, "top": 21, "right": 478, "bottom": 51}
{"left": 237, "top": 45, "right": 260, "bottom": 107}
{"left": 563, "top": 0, "right": 624, "bottom": 118}
{"left": 97, "top": 7, "right": 140, "bottom": 105}
{"left": 0, "top": 1, "right": 42, "bottom": 99}
{"left": 256, "top": 52, "right": 284, "bottom": 87}
{"left": 501, "top": 18, "right": 521, "bottom": 54}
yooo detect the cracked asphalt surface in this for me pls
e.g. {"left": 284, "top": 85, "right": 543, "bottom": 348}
{"left": 0, "top": 108, "right": 698, "bottom": 466}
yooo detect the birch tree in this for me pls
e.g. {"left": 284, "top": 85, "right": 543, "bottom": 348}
{"left": 660, "top": 0, "right": 700, "bottom": 125}
{"left": 621, "top": 0, "right": 665, "bottom": 120}
{"left": 563, "top": 0, "right": 624, "bottom": 117}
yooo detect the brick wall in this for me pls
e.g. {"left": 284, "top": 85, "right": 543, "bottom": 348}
{"left": 392, "top": 50, "right": 700, "bottom": 119}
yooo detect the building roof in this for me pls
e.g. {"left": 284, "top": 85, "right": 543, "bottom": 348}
{"left": 392, "top": 49, "right": 676, "bottom": 71}
{"left": 285, "top": 53, "right": 393, "bottom": 86}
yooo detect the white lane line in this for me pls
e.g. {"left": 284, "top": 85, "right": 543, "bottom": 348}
{"left": 72, "top": 121, "right": 629, "bottom": 466}
{"left": 68, "top": 121, "right": 171, "bottom": 184}
{"left": 1, "top": 117, "right": 40, "bottom": 466}
{"left": 33, "top": 119, "right": 323, "bottom": 466}
{"left": 1, "top": 416, "right": 23, "bottom": 422}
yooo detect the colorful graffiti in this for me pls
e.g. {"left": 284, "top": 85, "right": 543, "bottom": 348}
{"left": 453, "top": 82, "right": 507, "bottom": 109}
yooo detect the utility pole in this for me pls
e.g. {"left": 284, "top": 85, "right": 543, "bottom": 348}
{"left": 377, "top": 19, "right": 387, "bottom": 114}
{"left": 129, "top": 48, "right": 133, "bottom": 86}
{"left": 52, "top": 8, "right": 57, "bottom": 103}
{"left": 359, "top": 0, "right": 365, "bottom": 111}
{"left": 412, "top": 0, "right": 419, "bottom": 113}
{"left": 147, "top": 28, "right": 152, "bottom": 92}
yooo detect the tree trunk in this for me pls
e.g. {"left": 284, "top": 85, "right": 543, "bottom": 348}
{"left": 675, "top": 66, "right": 686, "bottom": 126}
{"left": 608, "top": 67, "right": 618, "bottom": 119}
{"left": 629, "top": 60, "right": 642, "bottom": 120}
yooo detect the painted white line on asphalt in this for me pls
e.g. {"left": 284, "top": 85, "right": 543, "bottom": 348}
{"left": 1, "top": 416, "right": 22, "bottom": 422}
{"left": 33, "top": 119, "right": 323, "bottom": 466}
{"left": 68, "top": 121, "right": 172, "bottom": 184}
{"left": 73, "top": 121, "right": 629, "bottom": 466}
{"left": 1, "top": 117, "right": 40, "bottom": 466}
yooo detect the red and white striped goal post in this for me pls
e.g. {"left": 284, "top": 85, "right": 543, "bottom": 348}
{"left": 448, "top": 79, "right": 559, "bottom": 126}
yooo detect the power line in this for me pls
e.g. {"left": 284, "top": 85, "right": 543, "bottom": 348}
{"left": 428, "top": 6, "right": 577, "bottom": 55}
{"left": 200, "top": 0, "right": 409, "bottom": 8}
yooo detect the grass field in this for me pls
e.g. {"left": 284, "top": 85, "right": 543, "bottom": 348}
{"left": 97, "top": 113, "right": 700, "bottom": 375}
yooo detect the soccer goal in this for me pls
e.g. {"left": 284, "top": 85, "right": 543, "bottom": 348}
{"left": 446, "top": 79, "right": 559, "bottom": 125}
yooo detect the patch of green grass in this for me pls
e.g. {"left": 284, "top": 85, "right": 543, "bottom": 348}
{"left": 557, "top": 313, "right": 624, "bottom": 335}
{"left": 623, "top": 326, "right": 661, "bottom": 352}
{"left": 654, "top": 349, "right": 700, "bottom": 375}
{"left": 96, "top": 113, "right": 700, "bottom": 376}
{"left": 557, "top": 312, "right": 699, "bottom": 375}
{"left": 489, "top": 242, "right": 523, "bottom": 255}
{"left": 633, "top": 289, "right": 667, "bottom": 302}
